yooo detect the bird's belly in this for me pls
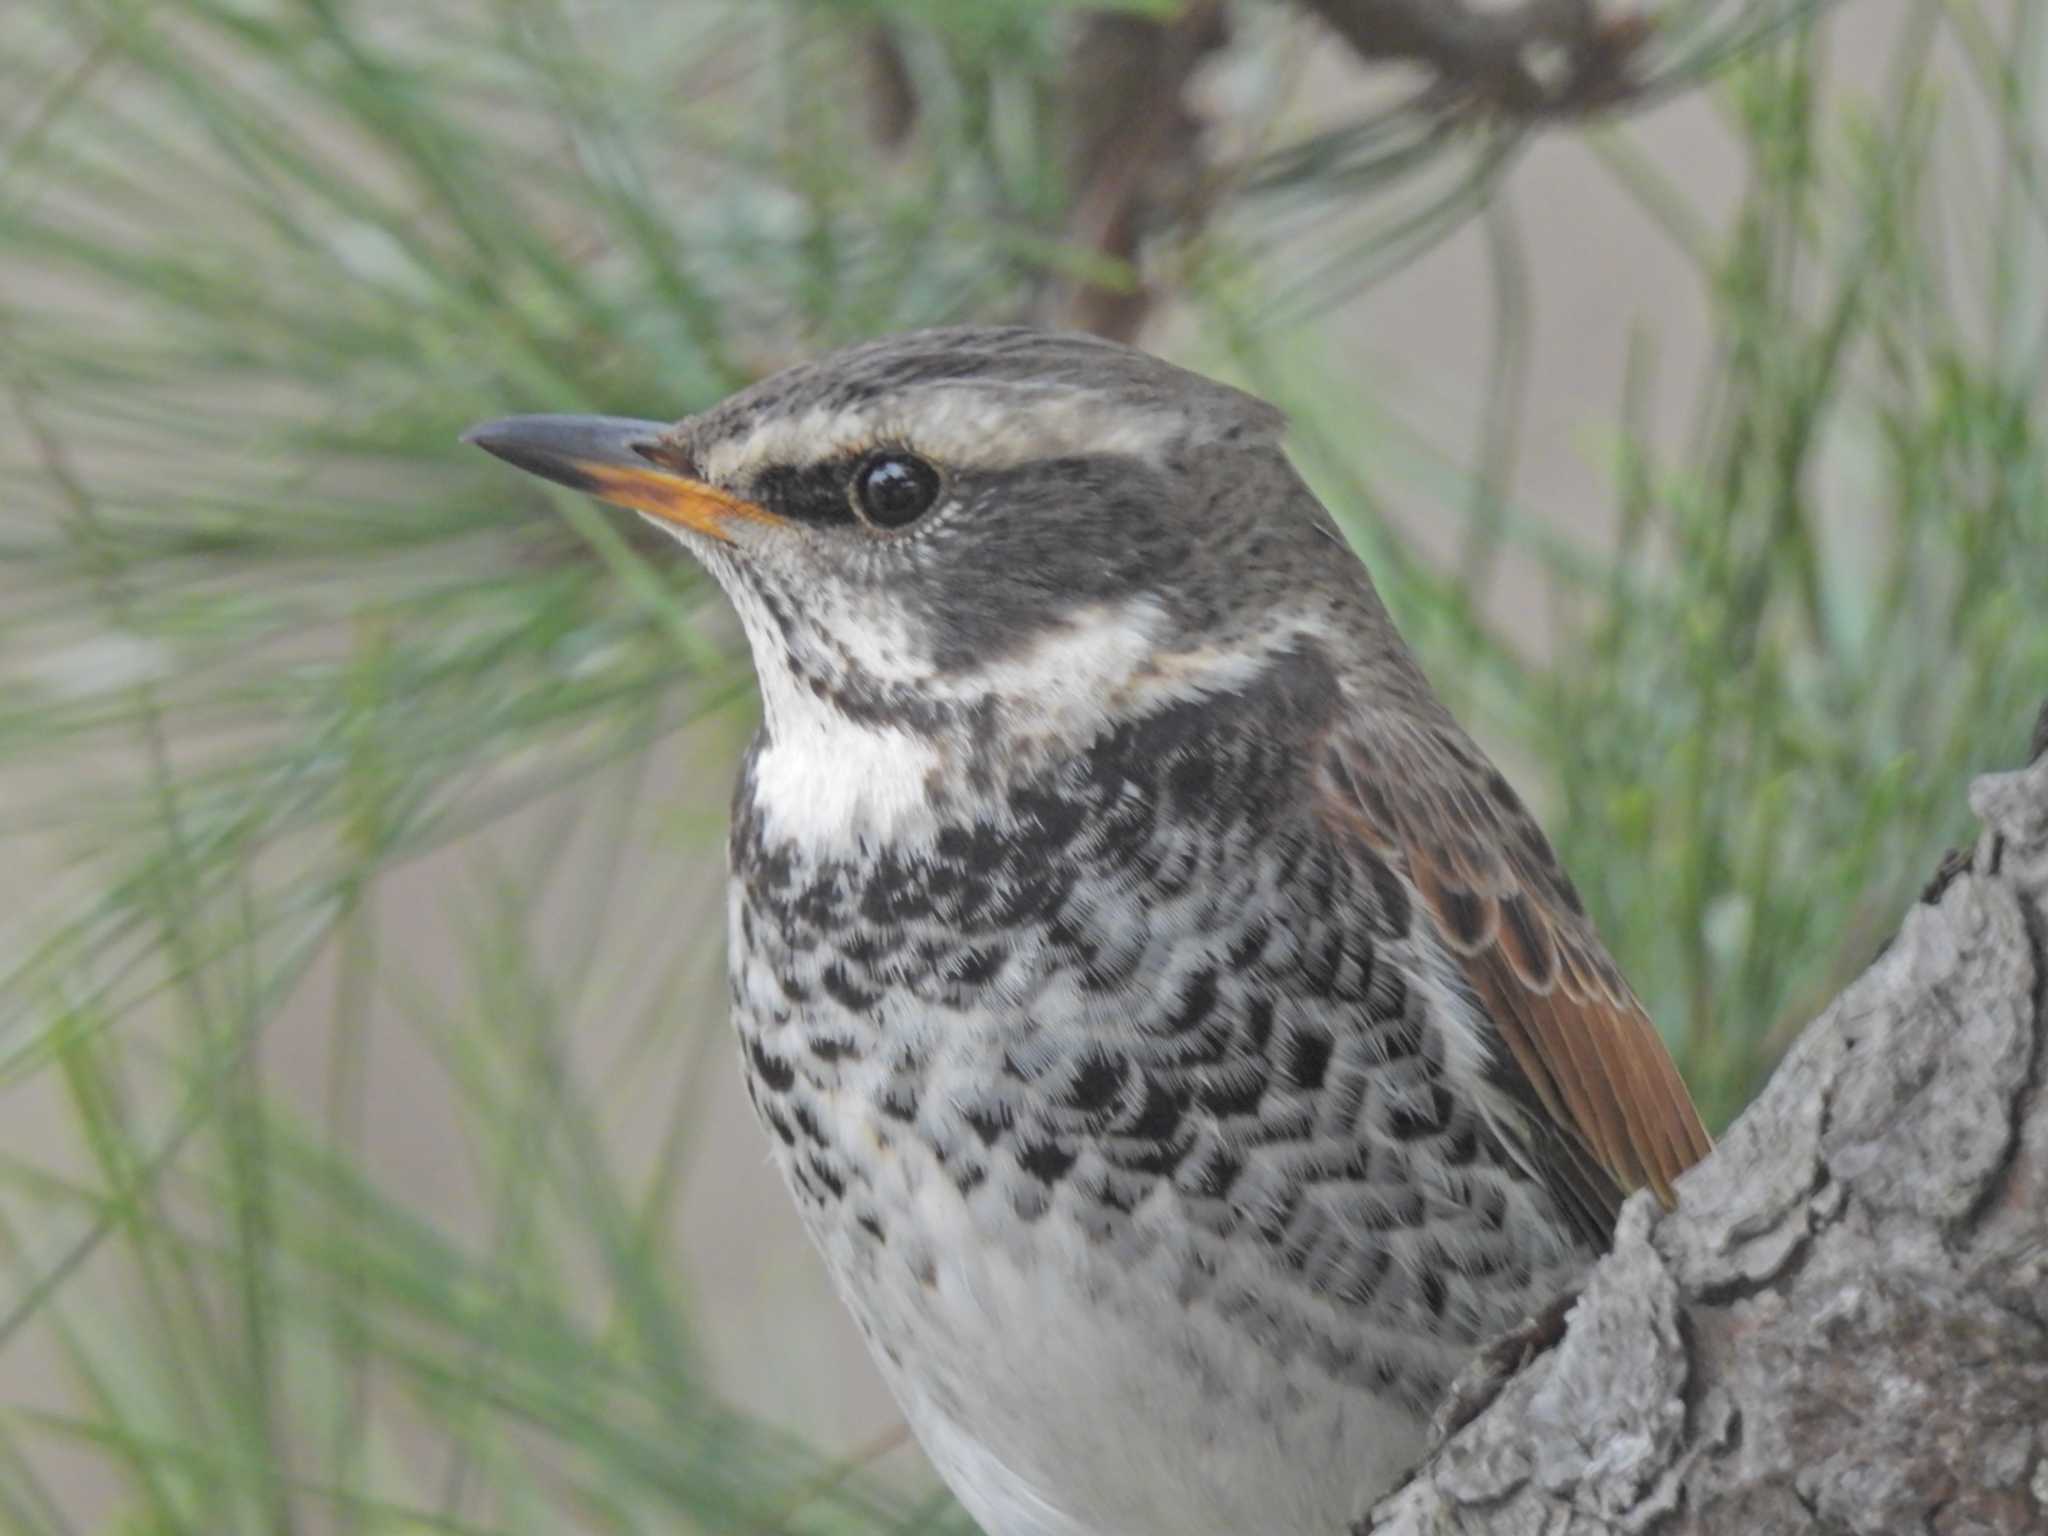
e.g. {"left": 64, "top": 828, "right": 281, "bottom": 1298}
{"left": 789, "top": 1085, "right": 1425, "bottom": 1536}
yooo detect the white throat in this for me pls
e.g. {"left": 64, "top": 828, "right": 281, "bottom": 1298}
{"left": 740, "top": 597, "right": 1164, "bottom": 854}
{"left": 737, "top": 593, "right": 1332, "bottom": 857}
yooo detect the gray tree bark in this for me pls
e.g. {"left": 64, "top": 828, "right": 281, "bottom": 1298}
{"left": 1360, "top": 741, "right": 2048, "bottom": 1534}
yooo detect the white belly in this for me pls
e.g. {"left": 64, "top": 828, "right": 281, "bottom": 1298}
{"left": 802, "top": 1090, "right": 1425, "bottom": 1536}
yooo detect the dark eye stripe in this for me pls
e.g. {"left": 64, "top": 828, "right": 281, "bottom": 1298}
{"left": 751, "top": 459, "right": 861, "bottom": 528}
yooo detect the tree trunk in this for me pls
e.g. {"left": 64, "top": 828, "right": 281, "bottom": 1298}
{"left": 1359, "top": 742, "right": 2048, "bottom": 1533}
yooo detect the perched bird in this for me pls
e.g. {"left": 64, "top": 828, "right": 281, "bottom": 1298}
{"left": 466, "top": 327, "right": 1710, "bottom": 1536}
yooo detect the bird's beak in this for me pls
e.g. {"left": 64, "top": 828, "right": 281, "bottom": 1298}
{"left": 462, "top": 414, "right": 780, "bottom": 543}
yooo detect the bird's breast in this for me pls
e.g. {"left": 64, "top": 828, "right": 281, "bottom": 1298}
{"left": 719, "top": 664, "right": 1593, "bottom": 1535}
{"left": 724, "top": 899, "right": 1434, "bottom": 1536}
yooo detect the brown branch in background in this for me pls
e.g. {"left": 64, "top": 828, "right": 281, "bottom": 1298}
{"left": 1295, "top": 0, "right": 1654, "bottom": 116}
{"left": 846, "top": 1, "right": 1663, "bottom": 342}
{"left": 1028, "top": 0, "right": 1658, "bottom": 341}
{"left": 1036, "top": 2, "right": 1230, "bottom": 341}
{"left": 861, "top": 24, "right": 919, "bottom": 152}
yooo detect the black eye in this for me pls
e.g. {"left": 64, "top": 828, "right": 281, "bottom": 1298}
{"left": 851, "top": 452, "right": 942, "bottom": 529}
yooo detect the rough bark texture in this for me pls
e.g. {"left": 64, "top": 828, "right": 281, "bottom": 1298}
{"left": 1359, "top": 747, "right": 2048, "bottom": 1534}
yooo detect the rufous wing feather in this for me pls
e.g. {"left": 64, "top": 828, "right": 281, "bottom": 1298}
{"left": 1318, "top": 727, "right": 1710, "bottom": 1214}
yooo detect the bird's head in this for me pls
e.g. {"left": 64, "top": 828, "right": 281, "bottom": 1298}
{"left": 467, "top": 326, "right": 1373, "bottom": 770}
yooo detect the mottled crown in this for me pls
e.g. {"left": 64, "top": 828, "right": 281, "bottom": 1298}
{"left": 673, "top": 325, "right": 1288, "bottom": 485}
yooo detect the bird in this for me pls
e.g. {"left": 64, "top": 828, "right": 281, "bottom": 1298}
{"left": 465, "top": 325, "right": 1711, "bottom": 1536}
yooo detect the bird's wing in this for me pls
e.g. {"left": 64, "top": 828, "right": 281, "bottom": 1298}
{"left": 1314, "top": 719, "right": 1711, "bottom": 1217}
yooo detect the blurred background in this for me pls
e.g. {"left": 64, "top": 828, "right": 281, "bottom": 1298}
{"left": 1, "top": 1, "right": 2044, "bottom": 1531}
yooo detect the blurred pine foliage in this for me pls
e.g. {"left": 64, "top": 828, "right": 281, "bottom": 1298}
{"left": 0, "top": 1, "right": 2042, "bottom": 1531}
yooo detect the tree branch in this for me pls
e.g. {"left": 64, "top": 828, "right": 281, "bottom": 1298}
{"left": 1359, "top": 726, "right": 2048, "bottom": 1533}
{"left": 1035, "top": 2, "right": 1230, "bottom": 340}
{"left": 1026, "top": 1, "right": 1662, "bottom": 341}
{"left": 1291, "top": 1, "right": 1655, "bottom": 116}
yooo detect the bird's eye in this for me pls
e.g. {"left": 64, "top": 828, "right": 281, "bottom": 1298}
{"left": 851, "top": 452, "right": 942, "bottom": 530}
